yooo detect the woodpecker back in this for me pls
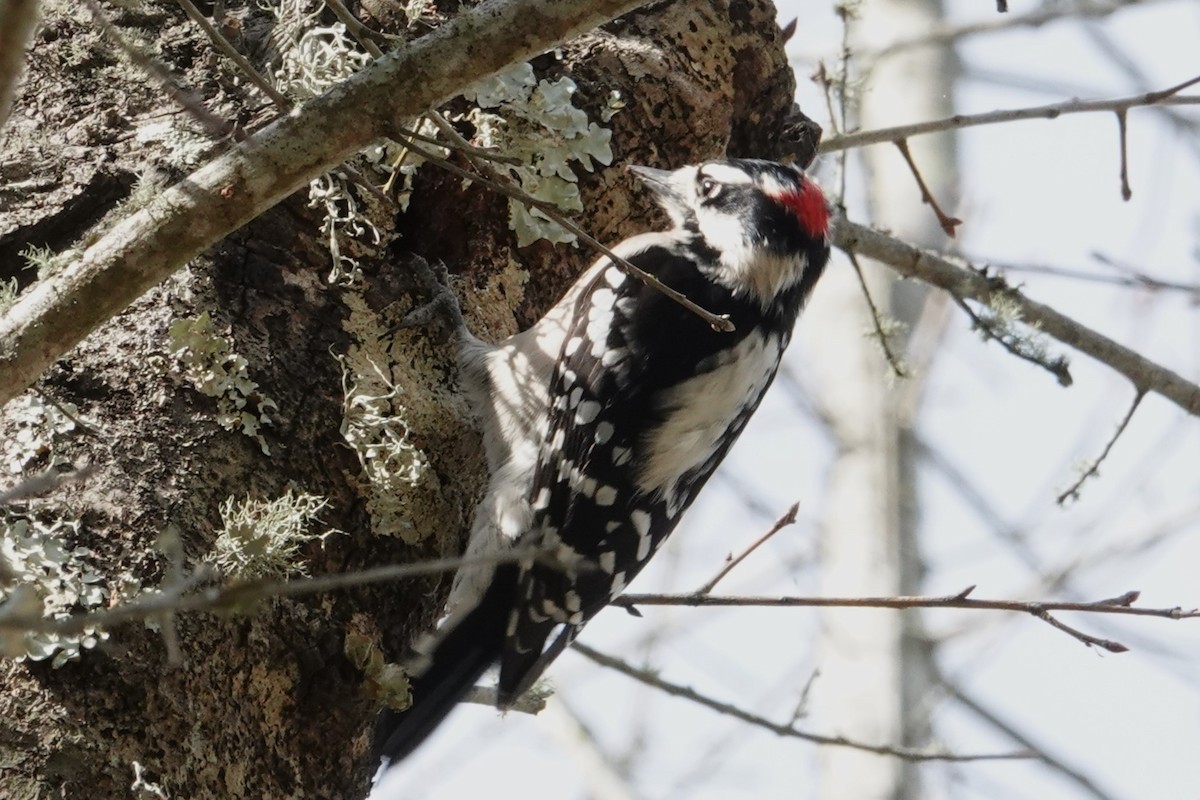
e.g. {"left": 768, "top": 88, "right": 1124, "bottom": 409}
{"left": 374, "top": 158, "right": 831, "bottom": 770}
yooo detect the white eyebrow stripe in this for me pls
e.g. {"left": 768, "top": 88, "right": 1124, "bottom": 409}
{"left": 699, "top": 163, "right": 753, "bottom": 185}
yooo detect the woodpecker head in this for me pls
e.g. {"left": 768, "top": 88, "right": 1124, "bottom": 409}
{"left": 629, "top": 159, "right": 831, "bottom": 308}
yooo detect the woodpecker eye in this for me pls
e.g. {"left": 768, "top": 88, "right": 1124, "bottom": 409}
{"left": 698, "top": 176, "right": 721, "bottom": 199}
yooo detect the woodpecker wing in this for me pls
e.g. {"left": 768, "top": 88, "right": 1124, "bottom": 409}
{"left": 497, "top": 240, "right": 802, "bottom": 704}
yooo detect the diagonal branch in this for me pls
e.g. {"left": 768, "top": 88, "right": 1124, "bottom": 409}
{"left": 571, "top": 642, "right": 1033, "bottom": 763}
{"left": 0, "top": 0, "right": 653, "bottom": 408}
{"left": 1056, "top": 390, "right": 1145, "bottom": 505}
{"left": 834, "top": 218, "right": 1200, "bottom": 417}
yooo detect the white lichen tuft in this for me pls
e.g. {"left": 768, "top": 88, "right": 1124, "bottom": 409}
{"left": 338, "top": 353, "right": 433, "bottom": 543}
{"left": 0, "top": 513, "right": 109, "bottom": 668}
{"left": 463, "top": 62, "right": 615, "bottom": 246}
{"left": 3, "top": 392, "right": 81, "bottom": 474}
{"left": 211, "top": 490, "right": 331, "bottom": 579}
{"left": 130, "top": 761, "right": 170, "bottom": 800}
{"left": 270, "top": 15, "right": 371, "bottom": 100}
{"left": 168, "top": 313, "right": 279, "bottom": 454}
{"left": 307, "top": 172, "right": 384, "bottom": 286}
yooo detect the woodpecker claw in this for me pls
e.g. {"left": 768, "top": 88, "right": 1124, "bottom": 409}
{"left": 391, "top": 256, "right": 467, "bottom": 339}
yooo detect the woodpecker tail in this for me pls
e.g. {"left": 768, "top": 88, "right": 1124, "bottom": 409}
{"left": 371, "top": 565, "right": 516, "bottom": 768}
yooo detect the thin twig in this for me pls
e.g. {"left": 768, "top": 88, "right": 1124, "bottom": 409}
{"left": 694, "top": 503, "right": 799, "bottom": 595}
{"left": 1115, "top": 108, "right": 1132, "bottom": 200}
{"left": 394, "top": 133, "right": 736, "bottom": 333}
{"left": 846, "top": 250, "right": 910, "bottom": 378}
{"left": 0, "top": 549, "right": 543, "bottom": 636}
{"left": 980, "top": 257, "right": 1200, "bottom": 298}
{"left": 822, "top": 75, "right": 1200, "bottom": 151}
{"left": 893, "top": 138, "right": 962, "bottom": 237}
{"left": 175, "top": 0, "right": 290, "bottom": 107}
{"left": 950, "top": 294, "right": 1073, "bottom": 386}
{"left": 1056, "top": 390, "right": 1145, "bottom": 505}
{"left": 571, "top": 642, "right": 1033, "bottom": 763}
{"left": 323, "top": 0, "right": 398, "bottom": 52}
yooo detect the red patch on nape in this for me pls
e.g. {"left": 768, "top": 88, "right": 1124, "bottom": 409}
{"left": 772, "top": 179, "right": 830, "bottom": 239}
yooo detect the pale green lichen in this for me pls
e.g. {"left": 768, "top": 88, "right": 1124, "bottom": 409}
{"left": 211, "top": 490, "right": 331, "bottom": 579}
{"left": 167, "top": 313, "right": 279, "bottom": 454}
{"left": 463, "top": 62, "right": 615, "bottom": 246}
{"left": 2, "top": 392, "right": 80, "bottom": 474}
{"left": 979, "top": 294, "right": 1060, "bottom": 366}
{"left": 21, "top": 243, "right": 70, "bottom": 280}
{"left": 0, "top": 513, "right": 109, "bottom": 668}
{"left": 0, "top": 276, "right": 18, "bottom": 312}
{"left": 338, "top": 349, "right": 434, "bottom": 543}
{"left": 345, "top": 629, "right": 411, "bottom": 710}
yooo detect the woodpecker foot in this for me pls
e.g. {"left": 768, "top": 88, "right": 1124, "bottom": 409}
{"left": 392, "top": 256, "right": 467, "bottom": 339}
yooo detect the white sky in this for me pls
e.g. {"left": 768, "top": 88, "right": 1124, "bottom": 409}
{"left": 377, "top": 2, "right": 1200, "bottom": 798}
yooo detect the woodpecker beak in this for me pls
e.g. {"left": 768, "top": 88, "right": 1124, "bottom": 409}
{"left": 628, "top": 165, "right": 686, "bottom": 209}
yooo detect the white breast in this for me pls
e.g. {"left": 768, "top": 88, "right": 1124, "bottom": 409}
{"left": 636, "top": 332, "right": 781, "bottom": 496}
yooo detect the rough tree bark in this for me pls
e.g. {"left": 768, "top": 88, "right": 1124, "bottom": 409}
{"left": 0, "top": 0, "right": 801, "bottom": 797}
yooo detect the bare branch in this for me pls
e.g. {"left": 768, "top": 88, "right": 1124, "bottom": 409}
{"left": 612, "top": 587, "right": 1194, "bottom": 619}
{"left": 822, "top": 76, "right": 1200, "bottom": 152}
{"left": 0, "top": 0, "right": 39, "bottom": 131}
{"left": 571, "top": 642, "right": 1032, "bottom": 763}
{"left": 693, "top": 502, "right": 799, "bottom": 595}
{"left": 892, "top": 138, "right": 962, "bottom": 237}
{"left": 0, "top": 0, "right": 655, "bottom": 408}
{"left": 834, "top": 219, "right": 1200, "bottom": 417}
{"left": 610, "top": 588, "right": 1198, "bottom": 652}
{"left": 1056, "top": 390, "right": 1145, "bottom": 505}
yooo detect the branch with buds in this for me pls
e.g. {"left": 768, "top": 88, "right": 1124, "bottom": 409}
{"left": 611, "top": 587, "right": 1199, "bottom": 653}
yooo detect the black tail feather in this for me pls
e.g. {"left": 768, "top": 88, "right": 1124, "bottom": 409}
{"left": 371, "top": 566, "right": 516, "bottom": 767}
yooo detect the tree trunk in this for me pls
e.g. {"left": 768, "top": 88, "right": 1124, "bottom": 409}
{"left": 0, "top": 1, "right": 799, "bottom": 797}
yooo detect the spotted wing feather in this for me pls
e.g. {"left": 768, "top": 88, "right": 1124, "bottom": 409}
{"left": 496, "top": 244, "right": 798, "bottom": 704}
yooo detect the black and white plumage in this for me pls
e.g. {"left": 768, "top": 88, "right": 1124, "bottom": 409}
{"left": 373, "top": 159, "right": 831, "bottom": 770}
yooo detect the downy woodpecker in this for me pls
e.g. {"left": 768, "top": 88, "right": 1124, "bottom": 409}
{"left": 373, "top": 158, "right": 831, "bottom": 770}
